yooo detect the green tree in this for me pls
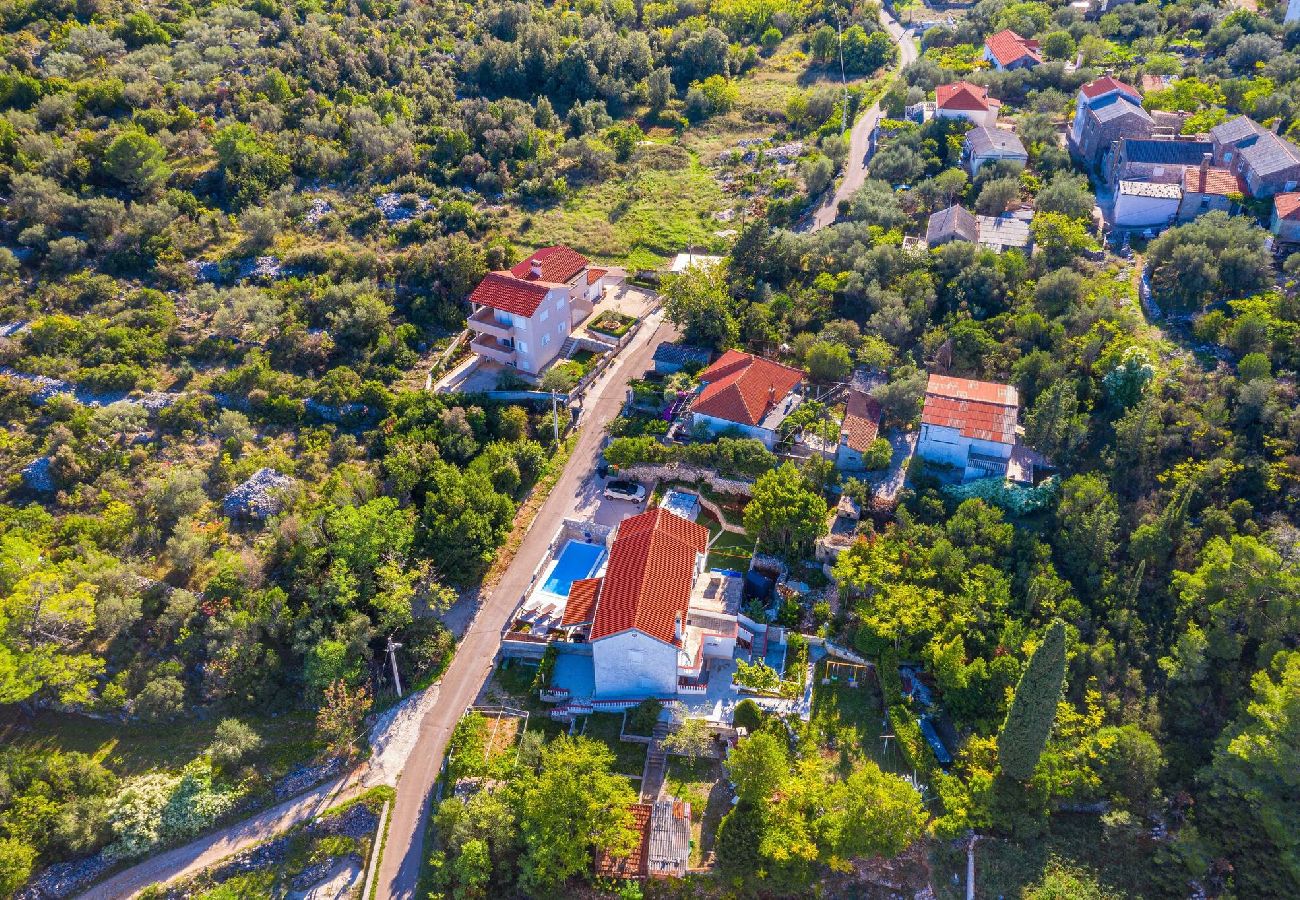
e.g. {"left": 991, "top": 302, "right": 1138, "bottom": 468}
{"left": 1023, "top": 860, "right": 1119, "bottom": 899}
{"left": 0, "top": 572, "right": 103, "bottom": 706}
{"left": 104, "top": 131, "right": 171, "bottom": 195}
{"left": 517, "top": 736, "right": 638, "bottom": 895}
{"left": 1054, "top": 474, "right": 1119, "bottom": 592}
{"left": 661, "top": 718, "right": 715, "bottom": 760}
{"left": 726, "top": 731, "right": 787, "bottom": 803}
{"left": 1030, "top": 211, "right": 1096, "bottom": 267}
{"left": 998, "top": 620, "right": 1067, "bottom": 781}
{"left": 420, "top": 463, "right": 515, "bottom": 585}
{"left": 743, "top": 463, "right": 828, "bottom": 558}
{"left": 804, "top": 340, "right": 852, "bottom": 383}
{"left": 661, "top": 261, "right": 741, "bottom": 349}
{"left": 0, "top": 838, "right": 36, "bottom": 898}
{"left": 820, "top": 762, "right": 927, "bottom": 861}
{"left": 1024, "top": 379, "right": 1087, "bottom": 463}
{"left": 212, "top": 123, "right": 291, "bottom": 209}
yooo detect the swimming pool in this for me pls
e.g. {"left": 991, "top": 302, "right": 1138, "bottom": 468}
{"left": 660, "top": 489, "right": 701, "bottom": 521}
{"left": 541, "top": 539, "right": 606, "bottom": 597}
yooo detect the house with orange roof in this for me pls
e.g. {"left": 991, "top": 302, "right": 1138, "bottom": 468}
{"left": 688, "top": 350, "right": 806, "bottom": 449}
{"left": 1272, "top": 192, "right": 1300, "bottom": 244}
{"left": 1177, "top": 156, "right": 1245, "bottom": 221}
{"left": 982, "top": 29, "right": 1041, "bottom": 71}
{"left": 935, "top": 81, "right": 1001, "bottom": 128}
{"left": 835, "top": 388, "right": 884, "bottom": 472}
{"left": 465, "top": 245, "right": 617, "bottom": 375}
{"left": 595, "top": 799, "right": 692, "bottom": 879}
{"left": 553, "top": 507, "right": 742, "bottom": 700}
{"left": 918, "top": 374, "right": 1042, "bottom": 483}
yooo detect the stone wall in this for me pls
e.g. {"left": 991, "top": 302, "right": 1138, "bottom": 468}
{"left": 619, "top": 463, "right": 755, "bottom": 498}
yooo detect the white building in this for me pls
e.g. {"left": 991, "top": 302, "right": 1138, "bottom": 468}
{"left": 689, "top": 350, "right": 806, "bottom": 449}
{"left": 917, "top": 374, "right": 1040, "bottom": 483}
{"left": 466, "top": 245, "right": 616, "bottom": 375}
{"left": 935, "top": 81, "right": 1001, "bottom": 129}
{"left": 556, "top": 508, "right": 741, "bottom": 700}
{"left": 983, "top": 29, "right": 1041, "bottom": 71}
{"left": 1114, "top": 180, "right": 1182, "bottom": 228}
{"left": 963, "top": 126, "right": 1028, "bottom": 177}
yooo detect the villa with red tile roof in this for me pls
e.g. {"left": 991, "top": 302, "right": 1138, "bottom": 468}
{"left": 836, "top": 388, "right": 883, "bottom": 472}
{"left": 983, "top": 29, "right": 1041, "bottom": 70}
{"left": 555, "top": 507, "right": 741, "bottom": 699}
{"left": 689, "top": 350, "right": 806, "bottom": 449}
{"left": 918, "top": 374, "right": 1043, "bottom": 483}
{"left": 935, "top": 81, "right": 1001, "bottom": 128}
{"left": 465, "top": 245, "right": 617, "bottom": 375}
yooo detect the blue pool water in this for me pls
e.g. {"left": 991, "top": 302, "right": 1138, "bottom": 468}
{"left": 541, "top": 540, "right": 605, "bottom": 597}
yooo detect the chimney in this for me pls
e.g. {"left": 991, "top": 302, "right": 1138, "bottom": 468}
{"left": 768, "top": 385, "right": 776, "bottom": 407}
{"left": 674, "top": 614, "right": 683, "bottom": 642}
{"left": 529, "top": 258, "right": 542, "bottom": 278}
{"left": 1200, "top": 153, "right": 1210, "bottom": 189}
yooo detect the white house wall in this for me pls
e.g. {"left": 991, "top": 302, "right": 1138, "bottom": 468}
{"left": 592, "top": 630, "right": 678, "bottom": 699}
{"left": 917, "top": 423, "right": 970, "bottom": 468}
{"left": 693, "top": 413, "right": 776, "bottom": 448}
{"left": 1113, "top": 193, "right": 1179, "bottom": 228}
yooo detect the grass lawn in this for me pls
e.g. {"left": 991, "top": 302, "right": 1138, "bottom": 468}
{"left": 664, "top": 756, "right": 730, "bottom": 866}
{"left": 579, "top": 713, "right": 648, "bottom": 777}
{"left": 0, "top": 707, "right": 318, "bottom": 780}
{"left": 929, "top": 815, "right": 1161, "bottom": 900}
{"left": 507, "top": 144, "right": 727, "bottom": 271}
{"left": 706, "top": 523, "right": 757, "bottom": 573}
{"left": 809, "top": 661, "right": 895, "bottom": 777}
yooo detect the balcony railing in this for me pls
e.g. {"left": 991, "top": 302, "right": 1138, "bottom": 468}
{"left": 467, "top": 307, "right": 513, "bottom": 341}
{"left": 470, "top": 333, "right": 517, "bottom": 366}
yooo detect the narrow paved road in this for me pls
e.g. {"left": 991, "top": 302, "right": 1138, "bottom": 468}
{"left": 77, "top": 774, "right": 360, "bottom": 899}
{"left": 807, "top": 8, "right": 918, "bottom": 231}
{"left": 377, "top": 310, "right": 678, "bottom": 899}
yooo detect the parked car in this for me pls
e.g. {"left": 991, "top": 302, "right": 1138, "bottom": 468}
{"left": 604, "top": 480, "right": 646, "bottom": 503}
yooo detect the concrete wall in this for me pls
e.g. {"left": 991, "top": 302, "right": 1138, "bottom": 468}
{"left": 917, "top": 423, "right": 970, "bottom": 468}
{"left": 592, "top": 630, "right": 678, "bottom": 699}
{"left": 1114, "top": 192, "right": 1179, "bottom": 227}
{"left": 510, "top": 287, "right": 573, "bottom": 374}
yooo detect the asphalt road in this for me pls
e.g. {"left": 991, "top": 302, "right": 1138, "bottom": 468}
{"left": 376, "top": 310, "right": 677, "bottom": 899}
{"left": 806, "top": 9, "right": 920, "bottom": 232}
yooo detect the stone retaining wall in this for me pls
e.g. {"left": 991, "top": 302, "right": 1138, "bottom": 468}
{"left": 619, "top": 463, "right": 755, "bottom": 498}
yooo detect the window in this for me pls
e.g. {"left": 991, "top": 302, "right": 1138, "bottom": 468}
{"left": 557, "top": 323, "right": 566, "bottom": 336}
{"left": 541, "top": 333, "right": 550, "bottom": 347}
{"left": 517, "top": 340, "right": 528, "bottom": 353}
{"left": 556, "top": 298, "right": 565, "bottom": 311}
{"left": 539, "top": 308, "right": 549, "bottom": 323}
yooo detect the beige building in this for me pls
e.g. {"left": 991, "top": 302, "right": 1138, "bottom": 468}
{"left": 466, "top": 246, "right": 612, "bottom": 375}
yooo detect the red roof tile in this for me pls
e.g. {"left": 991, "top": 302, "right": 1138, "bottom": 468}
{"left": 841, "top": 389, "right": 882, "bottom": 452}
{"left": 595, "top": 804, "right": 652, "bottom": 878}
{"left": 510, "top": 245, "right": 590, "bottom": 284}
{"left": 1183, "top": 165, "right": 1245, "bottom": 196}
{"left": 692, "top": 350, "right": 805, "bottom": 427}
{"left": 922, "top": 374, "right": 1019, "bottom": 444}
{"left": 1080, "top": 75, "right": 1140, "bottom": 101}
{"left": 590, "top": 508, "right": 709, "bottom": 645}
{"left": 1273, "top": 192, "right": 1300, "bottom": 220}
{"left": 985, "top": 29, "right": 1041, "bottom": 67}
{"left": 587, "top": 267, "right": 607, "bottom": 285}
{"left": 467, "top": 271, "right": 554, "bottom": 317}
{"left": 561, "top": 577, "right": 602, "bottom": 626}
{"left": 936, "top": 81, "right": 998, "bottom": 113}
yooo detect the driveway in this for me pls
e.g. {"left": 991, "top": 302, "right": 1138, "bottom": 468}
{"left": 805, "top": 10, "right": 919, "bottom": 232}
{"left": 375, "top": 309, "right": 679, "bottom": 899}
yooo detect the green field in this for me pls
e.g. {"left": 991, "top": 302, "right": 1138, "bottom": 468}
{"left": 509, "top": 144, "right": 728, "bottom": 270}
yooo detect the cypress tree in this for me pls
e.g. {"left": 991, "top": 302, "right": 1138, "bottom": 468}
{"left": 998, "top": 619, "right": 1067, "bottom": 781}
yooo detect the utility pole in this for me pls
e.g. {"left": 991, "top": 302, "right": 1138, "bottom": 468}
{"left": 838, "top": 17, "right": 848, "bottom": 135}
{"left": 965, "top": 832, "right": 978, "bottom": 900}
{"left": 385, "top": 634, "right": 404, "bottom": 698}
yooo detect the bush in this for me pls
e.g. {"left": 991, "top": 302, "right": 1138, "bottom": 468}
{"left": 732, "top": 698, "right": 764, "bottom": 732}
{"left": 627, "top": 698, "right": 663, "bottom": 735}
{"left": 864, "top": 437, "right": 893, "bottom": 470}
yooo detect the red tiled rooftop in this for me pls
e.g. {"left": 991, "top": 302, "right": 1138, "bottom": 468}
{"left": 1183, "top": 165, "right": 1245, "bottom": 196}
{"left": 561, "top": 577, "right": 602, "bottom": 626}
{"left": 1080, "top": 75, "right": 1140, "bottom": 101}
{"left": 692, "top": 350, "right": 805, "bottom": 427}
{"left": 590, "top": 508, "right": 709, "bottom": 645}
{"left": 1273, "top": 192, "right": 1300, "bottom": 220}
{"left": 510, "top": 245, "right": 589, "bottom": 284}
{"left": 922, "top": 374, "right": 1019, "bottom": 445}
{"left": 594, "top": 804, "right": 652, "bottom": 878}
{"left": 985, "top": 29, "right": 1041, "bottom": 67}
{"left": 841, "top": 390, "right": 882, "bottom": 452}
{"left": 467, "top": 271, "right": 554, "bottom": 317}
{"left": 587, "top": 267, "right": 607, "bottom": 285}
{"left": 936, "top": 81, "right": 998, "bottom": 113}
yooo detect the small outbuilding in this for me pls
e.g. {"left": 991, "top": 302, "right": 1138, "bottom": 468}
{"left": 1113, "top": 180, "right": 1182, "bottom": 228}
